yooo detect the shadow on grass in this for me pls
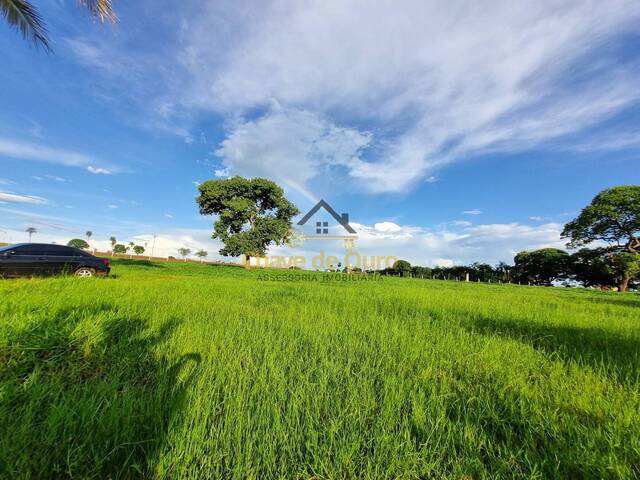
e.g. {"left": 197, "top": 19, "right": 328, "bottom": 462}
{"left": 0, "top": 304, "right": 200, "bottom": 478}
{"left": 425, "top": 374, "right": 638, "bottom": 479}
{"left": 462, "top": 315, "right": 640, "bottom": 387}
{"left": 583, "top": 295, "right": 640, "bottom": 309}
{"left": 110, "top": 258, "right": 166, "bottom": 268}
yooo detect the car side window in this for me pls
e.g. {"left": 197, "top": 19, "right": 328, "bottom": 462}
{"left": 12, "top": 245, "right": 47, "bottom": 255}
{"left": 47, "top": 245, "right": 71, "bottom": 257}
{"left": 45, "top": 246, "right": 81, "bottom": 257}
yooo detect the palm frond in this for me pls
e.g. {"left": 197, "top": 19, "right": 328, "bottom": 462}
{"left": 77, "top": 0, "right": 118, "bottom": 23}
{"left": 0, "top": 0, "right": 50, "bottom": 50}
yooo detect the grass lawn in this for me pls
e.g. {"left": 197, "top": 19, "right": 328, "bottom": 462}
{"left": 1, "top": 258, "right": 639, "bottom": 479}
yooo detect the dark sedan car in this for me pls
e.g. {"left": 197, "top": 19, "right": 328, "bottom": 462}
{"left": 0, "top": 243, "right": 110, "bottom": 278}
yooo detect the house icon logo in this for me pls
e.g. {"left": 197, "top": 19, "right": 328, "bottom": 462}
{"left": 298, "top": 200, "right": 357, "bottom": 234}
{"left": 293, "top": 199, "right": 358, "bottom": 249}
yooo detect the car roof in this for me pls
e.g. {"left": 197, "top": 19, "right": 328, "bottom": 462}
{"left": 2, "top": 243, "right": 69, "bottom": 248}
{"left": 0, "top": 243, "right": 86, "bottom": 252}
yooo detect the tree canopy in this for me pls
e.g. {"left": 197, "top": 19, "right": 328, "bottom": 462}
{"left": 513, "top": 248, "right": 570, "bottom": 286}
{"left": 563, "top": 186, "right": 640, "bottom": 291}
{"left": 196, "top": 176, "right": 299, "bottom": 265}
{"left": 562, "top": 186, "right": 640, "bottom": 252}
{"left": 392, "top": 259, "right": 412, "bottom": 276}
{"left": 113, "top": 244, "right": 126, "bottom": 254}
{"left": 67, "top": 239, "right": 90, "bottom": 250}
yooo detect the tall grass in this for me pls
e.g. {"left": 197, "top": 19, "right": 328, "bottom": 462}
{"left": 1, "top": 259, "right": 639, "bottom": 479}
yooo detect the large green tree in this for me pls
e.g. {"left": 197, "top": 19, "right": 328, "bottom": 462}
{"left": 512, "top": 248, "right": 570, "bottom": 286}
{"left": 562, "top": 186, "right": 640, "bottom": 291}
{"left": 196, "top": 177, "right": 299, "bottom": 267}
{"left": 1, "top": 0, "right": 116, "bottom": 51}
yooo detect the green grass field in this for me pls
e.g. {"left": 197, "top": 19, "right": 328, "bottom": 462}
{"left": 1, "top": 259, "right": 639, "bottom": 479}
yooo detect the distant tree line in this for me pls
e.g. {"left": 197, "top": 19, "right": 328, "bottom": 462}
{"left": 67, "top": 236, "right": 148, "bottom": 258}
{"left": 378, "top": 186, "right": 640, "bottom": 292}
{"left": 378, "top": 247, "right": 638, "bottom": 290}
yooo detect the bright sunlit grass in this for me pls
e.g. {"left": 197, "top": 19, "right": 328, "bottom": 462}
{"left": 1, "top": 259, "right": 639, "bottom": 479}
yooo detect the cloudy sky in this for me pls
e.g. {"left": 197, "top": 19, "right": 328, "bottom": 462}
{"left": 1, "top": 0, "right": 639, "bottom": 266}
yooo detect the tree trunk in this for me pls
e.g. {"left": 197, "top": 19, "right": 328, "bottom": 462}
{"left": 618, "top": 276, "right": 630, "bottom": 292}
{"left": 244, "top": 255, "right": 251, "bottom": 269}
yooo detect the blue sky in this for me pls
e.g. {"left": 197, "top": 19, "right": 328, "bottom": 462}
{"left": 1, "top": 0, "right": 639, "bottom": 266}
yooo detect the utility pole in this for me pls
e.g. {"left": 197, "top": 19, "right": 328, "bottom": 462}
{"left": 150, "top": 234, "right": 157, "bottom": 259}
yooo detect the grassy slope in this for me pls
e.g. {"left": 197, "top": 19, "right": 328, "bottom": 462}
{"left": 0, "top": 259, "right": 639, "bottom": 479}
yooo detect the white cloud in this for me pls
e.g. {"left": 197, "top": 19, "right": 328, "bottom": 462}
{"left": 0, "top": 206, "right": 157, "bottom": 246}
{"left": 570, "top": 131, "right": 640, "bottom": 152}
{"left": 45, "top": 175, "right": 69, "bottom": 182}
{"left": 32, "top": 174, "right": 69, "bottom": 182}
{"left": 0, "top": 137, "right": 115, "bottom": 173}
{"left": 0, "top": 178, "right": 13, "bottom": 185}
{"left": 215, "top": 106, "right": 371, "bottom": 198}
{"left": 66, "top": 38, "right": 119, "bottom": 74}
{"left": 57, "top": 0, "right": 640, "bottom": 199}
{"left": 177, "top": 0, "right": 640, "bottom": 193}
{"left": 374, "top": 222, "right": 402, "bottom": 233}
{"left": 87, "top": 166, "right": 111, "bottom": 175}
{"left": 164, "top": 213, "right": 174, "bottom": 219}
{"left": 452, "top": 220, "right": 473, "bottom": 227}
{"left": 433, "top": 259, "right": 454, "bottom": 268}
{"left": 214, "top": 168, "right": 229, "bottom": 178}
{"left": 463, "top": 209, "right": 483, "bottom": 215}
{"left": 0, "top": 192, "right": 47, "bottom": 205}
{"left": 65, "top": 1, "right": 640, "bottom": 194}
{"left": 107, "top": 204, "right": 118, "bottom": 209}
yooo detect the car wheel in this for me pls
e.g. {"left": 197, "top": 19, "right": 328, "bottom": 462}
{"left": 74, "top": 267, "right": 95, "bottom": 278}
